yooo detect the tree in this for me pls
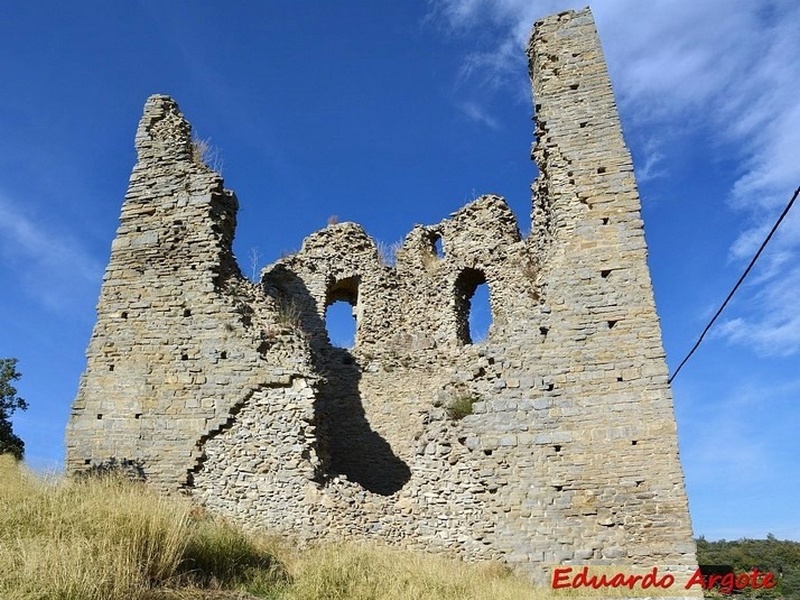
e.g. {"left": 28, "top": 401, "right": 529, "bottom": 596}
{"left": 0, "top": 358, "right": 28, "bottom": 459}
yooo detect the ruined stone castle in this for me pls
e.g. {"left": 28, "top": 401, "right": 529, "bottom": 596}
{"left": 66, "top": 8, "right": 697, "bottom": 583}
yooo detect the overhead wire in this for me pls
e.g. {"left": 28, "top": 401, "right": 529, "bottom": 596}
{"left": 668, "top": 185, "right": 800, "bottom": 384}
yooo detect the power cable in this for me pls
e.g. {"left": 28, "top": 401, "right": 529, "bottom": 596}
{"left": 669, "top": 185, "right": 800, "bottom": 384}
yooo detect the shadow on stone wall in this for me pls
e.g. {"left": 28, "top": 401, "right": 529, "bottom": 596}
{"left": 265, "top": 267, "right": 411, "bottom": 496}
{"left": 318, "top": 347, "right": 411, "bottom": 495}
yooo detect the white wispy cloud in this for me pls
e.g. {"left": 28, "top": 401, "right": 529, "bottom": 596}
{"left": 432, "top": 0, "right": 800, "bottom": 356}
{"left": 460, "top": 101, "right": 500, "bottom": 129}
{"left": 716, "top": 265, "right": 800, "bottom": 356}
{"left": 634, "top": 137, "right": 666, "bottom": 184}
{"left": 0, "top": 194, "right": 104, "bottom": 312}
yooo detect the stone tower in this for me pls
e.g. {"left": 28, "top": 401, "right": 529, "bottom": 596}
{"left": 67, "top": 8, "right": 697, "bottom": 584}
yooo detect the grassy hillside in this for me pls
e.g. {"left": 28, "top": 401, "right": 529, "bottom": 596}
{"left": 6, "top": 454, "right": 797, "bottom": 600}
{"left": 0, "top": 455, "right": 540, "bottom": 600}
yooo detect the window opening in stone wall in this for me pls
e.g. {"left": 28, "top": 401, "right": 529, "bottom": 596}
{"left": 423, "top": 230, "right": 445, "bottom": 263}
{"left": 455, "top": 268, "right": 492, "bottom": 344}
{"left": 325, "top": 276, "right": 359, "bottom": 349}
{"left": 470, "top": 283, "right": 491, "bottom": 343}
{"left": 432, "top": 234, "right": 444, "bottom": 258}
{"left": 326, "top": 301, "right": 356, "bottom": 348}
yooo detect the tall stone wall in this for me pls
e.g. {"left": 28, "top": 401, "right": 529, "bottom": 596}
{"left": 66, "top": 8, "right": 697, "bottom": 584}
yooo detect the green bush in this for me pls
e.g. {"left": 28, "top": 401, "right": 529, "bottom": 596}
{"left": 696, "top": 535, "right": 800, "bottom": 599}
{"left": 446, "top": 396, "right": 478, "bottom": 420}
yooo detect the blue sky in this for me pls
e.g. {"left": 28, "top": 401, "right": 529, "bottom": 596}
{"left": 1, "top": 1, "right": 798, "bottom": 542}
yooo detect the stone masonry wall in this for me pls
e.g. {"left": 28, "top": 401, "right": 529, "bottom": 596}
{"left": 66, "top": 8, "right": 697, "bottom": 584}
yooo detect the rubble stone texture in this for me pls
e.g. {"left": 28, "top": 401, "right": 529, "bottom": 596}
{"left": 66, "top": 8, "right": 697, "bottom": 583}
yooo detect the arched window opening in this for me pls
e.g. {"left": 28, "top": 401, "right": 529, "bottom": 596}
{"left": 326, "top": 301, "right": 356, "bottom": 348}
{"left": 433, "top": 235, "right": 444, "bottom": 258}
{"left": 469, "top": 282, "right": 491, "bottom": 343}
{"left": 325, "top": 276, "right": 359, "bottom": 349}
{"left": 425, "top": 230, "right": 444, "bottom": 260}
{"left": 455, "top": 268, "right": 493, "bottom": 344}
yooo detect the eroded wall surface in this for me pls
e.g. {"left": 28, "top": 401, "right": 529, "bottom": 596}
{"left": 66, "top": 8, "right": 696, "bottom": 583}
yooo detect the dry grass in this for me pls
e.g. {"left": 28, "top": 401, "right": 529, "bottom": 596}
{"left": 277, "top": 542, "right": 540, "bottom": 600}
{"left": 0, "top": 455, "right": 282, "bottom": 600}
{"left": 0, "top": 455, "right": 556, "bottom": 600}
{"left": 190, "top": 136, "right": 224, "bottom": 173}
{"left": 375, "top": 240, "right": 403, "bottom": 267}
{"left": 275, "top": 297, "right": 302, "bottom": 328}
